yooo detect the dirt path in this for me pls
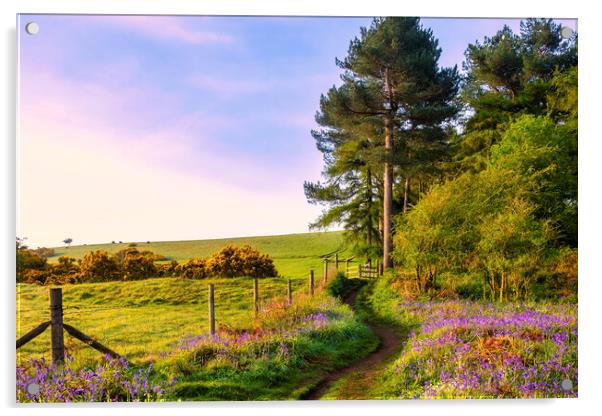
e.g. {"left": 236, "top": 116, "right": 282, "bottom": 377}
{"left": 302, "top": 287, "right": 402, "bottom": 400}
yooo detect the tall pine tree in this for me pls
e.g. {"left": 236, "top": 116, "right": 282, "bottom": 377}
{"left": 306, "top": 17, "right": 459, "bottom": 268}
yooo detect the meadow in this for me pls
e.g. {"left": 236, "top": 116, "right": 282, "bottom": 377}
{"left": 363, "top": 276, "right": 578, "bottom": 399}
{"left": 16, "top": 280, "right": 378, "bottom": 402}
{"left": 16, "top": 232, "right": 578, "bottom": 401}
{"left": 17, "top": 231, "right": 377, "bottom": 401}
{"left": 18, "top": 277, "right": 305, "bottom": 365}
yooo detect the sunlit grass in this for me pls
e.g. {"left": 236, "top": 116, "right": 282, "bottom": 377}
{"left": 17, "top": 276, "right": 314, "bottom": 367}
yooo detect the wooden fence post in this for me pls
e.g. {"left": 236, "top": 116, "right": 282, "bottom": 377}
{"left": 253, "top": 278, "right": 259, "bottom": 317}
{"left": 49, "top": 288, "right": 64, "bottom": 365}
{"left": 208, "top": 284, "right": 215, "bottom": 336}
{"left": 309, "top": 270, "right": 315, "bottom": 296}
{"left": 287, "top": 279, "right": 292, "bottom": 306}
{"left": 335, "top": 254, "right": 339, "bottom": 271}
{"left": 323, "top": 259, "right": 328, "bottom": 282}
{"left": 358, "top": 264, "right": 362, "bottom": 279}
{"left": 379, "top": 261, "right": 384, "bottom": 276}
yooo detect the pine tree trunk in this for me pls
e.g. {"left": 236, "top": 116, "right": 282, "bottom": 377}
{"left": 366, "top": 168, "right": 373, "bottom": 247}
{"left": 383, "top": 115, "right": 393, "bottom": 269}
{"left": 382, "top": 66, "right": 395, "bottom": 270}
{"left": 403, "top": 176, "right": 411, "bottom": 213}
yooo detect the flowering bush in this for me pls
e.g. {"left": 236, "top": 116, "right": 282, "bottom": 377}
{"left": 380, "top": 300, "right": 577, "bottom": 399}
{"left": 176, "top": 258, "right": 209, "bottom": 279}
{"left": 16, "top": 354, "right": 169, "bottom": 402}
{"left": 206, "top": 245, "right": 277, "bottom": 278}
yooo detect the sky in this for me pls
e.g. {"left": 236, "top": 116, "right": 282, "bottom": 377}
{"left": 16, "top": 15, "right": 577, "bottom": 248}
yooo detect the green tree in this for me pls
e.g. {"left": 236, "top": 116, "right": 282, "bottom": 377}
{"left": 476, "top": 198, "right": 552, "bottom": 301}
{"left": 304, "top": 88, "right": 383, "bottom": 259}
{"left": 454, "top": 19, "right": 577, "bottom": 172}
{"left": 308, "top": 17, "right": 459, "bottom": 267}
{"left": 394, "top": 114, "right": 571, "bottom": 300}
{"left": 393, "top": 166, "right": 551, "bottom": 300}
{"left": 490, "top": 115, "right": 577, "bottom": 245}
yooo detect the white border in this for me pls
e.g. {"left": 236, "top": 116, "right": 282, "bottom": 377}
{"left": 2, "top": 1, "right": 600, "bottom": 416}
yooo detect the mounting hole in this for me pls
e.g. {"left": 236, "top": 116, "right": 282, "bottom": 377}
{"left": 561, "top": 379, "right": 573, "bottom": 391}
{"left": 560, "top": 26, "right": 574, "bottom": 39}
{"left": 26, "top": 383, "right": 40, "bottom": 395}
{"left": 25, "top": 22, "right": 39, "bottom": 35}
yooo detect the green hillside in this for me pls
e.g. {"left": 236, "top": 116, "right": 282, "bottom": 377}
{"left": 49, "top": 231, "right": 349, "bottom": 279}
{"left": 18, "top": 230, "right": 355, "bottom": 366}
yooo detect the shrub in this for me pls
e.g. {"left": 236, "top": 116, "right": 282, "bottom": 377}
{"left": 128, "top": 243, "right": 138, "bottom": 247}
{"left": 122, "top": 253, "right": 157, "bottom": 280}
{"left": 16, "top": 249, "right": 47, "bottom": 283}
{"left": 34, "top": 247, "right": 55, "bottom": 258}
{"left": 79, "top": 251, "right": 120, "bottom": 282}
{"left": 113, "top": 248, "right": 139, "bottom": 264}
{"left": 393, "top": 163, "right": 552, "bottom": 301}
{"left": 454, "top": 280, "right": 483, "bottom": 300}
{"left": 206, "top": 245, "right": 278, "bottom": 278}
{"left": 111, "top": 248, "right": 157, "bottom": 280}
{"left": 45, "top": 256, "right": 81, "bottom": 285}
{"left": 177, "top": 259, "right": 208, "bottom": 279}
{"left": 326, "top": 272, "right": 348, "bottom": 298}
{"left": 158, "top": 260, "right": 179, "bottom": 277}
{"left": 532, "top": 247, "right": 578, "bottom": 301}
{"left": 20, "top": 269, "right": 48, "bottom": 285}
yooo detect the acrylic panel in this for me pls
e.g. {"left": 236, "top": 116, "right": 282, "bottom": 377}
{"left": 16, "top": 14, "right": 578, "bottom": 402}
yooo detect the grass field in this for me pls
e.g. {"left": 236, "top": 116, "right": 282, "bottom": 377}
{"left": 17, "top": 277, "right": 309, "bottom": 366}
{"left": 48, "top": 231, "right": 349, "bottom": 279}
{"left": 16, "top": 269, "right": 378, "bottom": 401}
{"left": 17, "top": 231, "right": 354, "bottom": 367}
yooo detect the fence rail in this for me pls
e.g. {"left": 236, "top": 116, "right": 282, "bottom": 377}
{"left": 16, "top": 255, "right": 384, "bottom": 363}
{"left": 16, "top": 288, "right": 123, "bottom": 364}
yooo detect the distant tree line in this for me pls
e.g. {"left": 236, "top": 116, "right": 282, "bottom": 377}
{"left": 16, "top": 244, "right": 277, "bottom": 285}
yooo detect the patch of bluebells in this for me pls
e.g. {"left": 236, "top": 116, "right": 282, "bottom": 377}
{"left": 165, "top": 298, "right": 345, "bottom": 373}
{"left": 383, "top": 300, "right": 577, "bottom": 399}
{"left": 16, "top": 354, "right": 170, "bottom": 403}
{"left": 172, "top": 312, "right": 333, "bottom": 359}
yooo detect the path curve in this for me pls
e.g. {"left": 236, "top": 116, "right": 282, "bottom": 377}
{"left": 302, "top": 286, "right": 401, "bottom": 400}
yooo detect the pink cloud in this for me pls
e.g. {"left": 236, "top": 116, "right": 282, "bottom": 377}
{"left": 99, "top": 15, "right": 234, "bottom": 44}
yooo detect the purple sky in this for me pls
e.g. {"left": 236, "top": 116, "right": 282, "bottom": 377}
{"left": 17, "top": 15, "right": 577, "bottom": 247}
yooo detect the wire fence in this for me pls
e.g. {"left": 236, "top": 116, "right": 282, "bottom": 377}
{"left": 16, "top": 256, "right": 382, "bottom": 365}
